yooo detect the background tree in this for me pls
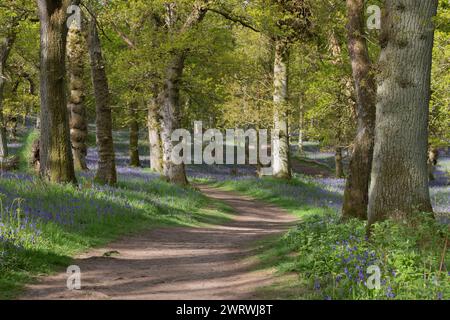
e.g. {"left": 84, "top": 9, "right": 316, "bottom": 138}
{"left": 128, "top": 101, "right": 141, "bottom": 167}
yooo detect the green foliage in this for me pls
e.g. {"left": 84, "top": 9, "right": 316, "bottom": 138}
{"left": 1, "top": 1, "right": 39, "bottom": 125}
{"left": 430, "top": 1, "right": 450, "bottom": 147}
{"left": 218, "top": 177, "right": 450, "bottom": 300}
{"left": 17, "top": 129, "right": 39, "bottom": 172}
{"left": 281, "top": 213, "right": 450, "bottom": 300}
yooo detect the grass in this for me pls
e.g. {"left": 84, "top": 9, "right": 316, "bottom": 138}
{"left": 0, "top": 176, "right": 233, "bottom": 299}
{"left": 212, "top": 176, "right": 450, "bottom": 300}
{"left": 0, "top": 134, "right": 234, "bottom": 299}
{"left": 17, "top": 129, "right": 39, "bottom": 172}
{"left": 212, "top": 176, "right": 340, "bottom": 219}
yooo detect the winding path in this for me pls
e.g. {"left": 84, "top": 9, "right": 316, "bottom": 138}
{"left": 22, "top": 185, "right": 297, "bottom": 300}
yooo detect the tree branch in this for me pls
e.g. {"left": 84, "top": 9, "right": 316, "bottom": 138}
{"left": 110, "top": 22, "right": 136, "bottom": 49}
{"left": 208, "top": 8, "right": 260, "bottom": 33}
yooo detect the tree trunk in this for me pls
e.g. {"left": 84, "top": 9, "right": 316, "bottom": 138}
{"left": 0, "top": 35, "right": 15, "bottom": 159}
{"left": 148, "top": 91, "right": 163, "bottom": 173}
{"left": 37, "top": 0, "right": 77, "bottom": 184}
{"left": 335, "top": 146, "right": 345, "bottom": 178}
{"left": 368, "top": 0, "right": 437, "bottom": 226}
{"left": 298, "top": 95, "right": 304, "bottom": 155}
{"left": 158, "top": 2, "right": 208, "bottom": 185}
{"left": 129, "top": 102, "right": 141, "bottom": 167}
{"left": 159, "top": 53, "right": 189, "bottom": 185}
{"left": 427, "top": 147, "right": 439, "bottom": 181}
{"left": 272, "top": 39, "right": 291, "bottom": 179}
{"left": 342, "top": 0, "right": 377, "bottom": 220}
{"left": 67, "top": 20, "right": 88, "bottom": 171}
{"left": 87, "top": 17, "right": 117, "bottom": 185}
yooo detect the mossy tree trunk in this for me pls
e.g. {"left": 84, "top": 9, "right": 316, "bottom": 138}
{"left": 368, "top": 0, "right": 437, "bottom": 226}
{"left": 37, "top": 0, "right": 77, "bottom": 184}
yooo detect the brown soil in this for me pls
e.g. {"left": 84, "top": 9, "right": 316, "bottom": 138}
{"left": 21, "top": 185, "right": 297, "bottom": 300}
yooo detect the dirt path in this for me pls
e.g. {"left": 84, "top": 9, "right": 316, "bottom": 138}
{"left": 21, "top": 185, "right": 297, "bottom": 300}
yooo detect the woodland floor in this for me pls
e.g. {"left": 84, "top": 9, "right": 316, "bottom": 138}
{"left": 3, "top": 128, "right": 448, "bottom": 299}
{"left": 21, "top": 185, "right": 297, "bottom": 300}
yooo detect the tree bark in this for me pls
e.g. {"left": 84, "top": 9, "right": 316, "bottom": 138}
{"left": 342, "top": 0, "right": 377, "bottom": 220}
{"left": 0, "top": 35, "right": 15, "bottom": 159}
{"left": 87, "top": 17, "right": 117, "bottom": 185}
{"left": 67, "top": 20, "right": 88, "bottom": 171}
{"left": 148, "top": 90, "right": 163, "bottom": 173}
{"left": 368, "top": 0, "right": 437, "bottom": 225}
{"left": 37, "top": 0, "right": 77, "bottom": 184}
{"left": 129, "top": 102, "right": 141, "bottom": 167}
{"left": 272, "top": 39, "right": 291, "bottom": 179}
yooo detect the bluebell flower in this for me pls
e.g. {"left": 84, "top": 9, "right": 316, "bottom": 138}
{"left": 358, "top": 271, "right": 365, "bottom": 282}
{"left": 314, "top": 279, "right": 321, "bottom": 291}
{"left": 386, "top": 287, "right": 395, "bottom": 299}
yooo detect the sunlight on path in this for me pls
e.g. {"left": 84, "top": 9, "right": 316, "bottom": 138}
{"left": 21, "top": 185, "right": 297, "bottom": 300}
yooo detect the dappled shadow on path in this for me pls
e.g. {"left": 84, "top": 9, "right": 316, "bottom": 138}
{"left": 21, "top": 185, "right": 297, "bottom": 300}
